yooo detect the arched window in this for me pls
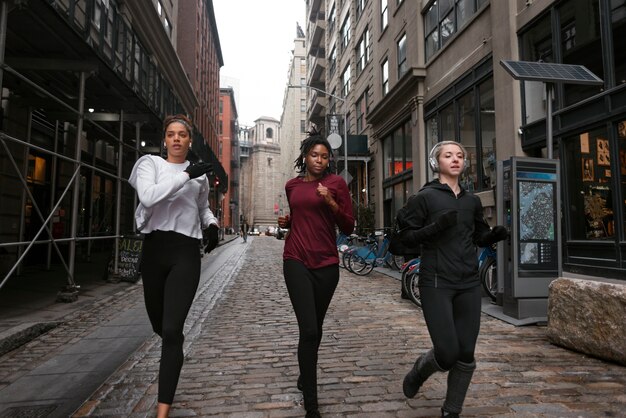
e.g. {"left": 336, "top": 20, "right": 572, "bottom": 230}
{"left": 266, "top": 127, "right": 273, "bottom": 139}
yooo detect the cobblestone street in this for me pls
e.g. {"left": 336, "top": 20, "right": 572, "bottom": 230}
{"left": 1, "top": 237, "right": 625, "bottom": 417}
{"left": 76, "top": 237, "right": 625, "bottom": 417}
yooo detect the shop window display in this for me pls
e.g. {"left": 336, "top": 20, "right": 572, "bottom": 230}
{"left": 566, "top": 128, "right": 615, "bottom": 240}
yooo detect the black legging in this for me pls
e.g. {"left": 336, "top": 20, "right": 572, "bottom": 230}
{"left": 141, "top": 230, "right": 201, "bottom": 404}
{"left": 419, "top": 285, "right": 482, "bottom": 370}
{"left": 283, "top": 260, "right": 339, "bottom": 393}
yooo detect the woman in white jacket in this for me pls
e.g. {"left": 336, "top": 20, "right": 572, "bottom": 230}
{"left": 129, "top": 114, "right": 218, "bottom": 418}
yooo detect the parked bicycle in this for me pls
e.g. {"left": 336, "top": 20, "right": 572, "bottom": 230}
{"left": 400, "top": 244, "right": 496, "bottom": 308}
{"left": 344, "top": 230, "right": 404, "bottom": 275}
{"left": 400, "top": 257, "right": 421, "bottom": 307}
{"left": 478, "top": 243, "right": 497, "bottom": 302}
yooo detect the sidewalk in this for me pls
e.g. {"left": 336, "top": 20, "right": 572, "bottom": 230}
{"left": 0, "top": 236, "right": 624, "bottom": 417}
{"left": 73, "top": 237, "right": 624, "bottom": 417}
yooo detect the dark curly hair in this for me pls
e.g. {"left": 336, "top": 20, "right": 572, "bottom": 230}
{"left": 163, "top": 114, "right": 193, "bottom": 137}
{"left": 293, "top": 131, "right": 334, "bottom": 175}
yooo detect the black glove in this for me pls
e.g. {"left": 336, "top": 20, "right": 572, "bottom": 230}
{"left": 489, "top": 225, "right": 508, "bottom": 242}
{"left": 434, "top": 210, "right": 458, "bottom": 231}
{"left": 204, "top": 224, "right": 219, "bottom": 253}
{"left": 185, "top": 162, "right": 213, "bottom": 179}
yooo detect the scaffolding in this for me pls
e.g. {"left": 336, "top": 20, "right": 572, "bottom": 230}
{"left": 0, "top": 0, "right": 195, "bottom": 297}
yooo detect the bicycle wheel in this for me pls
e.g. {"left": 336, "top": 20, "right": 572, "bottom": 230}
{"left": 479, "top": 256, "right": 497, "bottom": 302}
{"left": 401, "top": 267, "right": 411, "bottom": 298}
{"left": 348, "top": 253, "right": 374, "bottom": 275}
{"left": 405, "top": 271, "right": 421, "bottom": 307}
{"left": 342, "top": 250, "right": 354, "bottom": 271}
{"left": 391, "top": 254, "right": 405, "bottom": 270}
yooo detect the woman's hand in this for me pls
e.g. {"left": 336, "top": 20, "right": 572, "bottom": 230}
{"left": 318, "top": 183, "right": 339, "bottom": 212}
{"left": 278, "top": 215, "right": 290, "bottom": 228}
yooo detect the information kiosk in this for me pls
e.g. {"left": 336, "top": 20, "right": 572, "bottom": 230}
{"left": 496, "top": 157, "right": 562, "bottom": 321}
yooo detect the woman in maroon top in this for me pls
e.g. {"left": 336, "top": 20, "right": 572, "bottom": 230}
{"left": 278, "top": 134, "right": 354, "bottom": 417}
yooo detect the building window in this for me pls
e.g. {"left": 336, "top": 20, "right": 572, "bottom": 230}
{"left": 381, "top": 0, "right": 388, "bottom": 32}
{"left": 397, "top": 33, "right": 407, "bottom": 78}
{"left": 342, "top": 64, "right": 351, "bottom": 97}
{"left": 356, "top": 27, "right": 370, "bottom": 75}
{"left": 424, "top": 70, "right": 495, "bottom": 192}
{"left": 519, "top": 0, "right": 606, "bottom": 125}
{"left": 382, "top": 58, "right": 389, "bottom": 95}
{"left": 356, "top": 0, "right": 366, "bottom": 20}
{"left": 382, "top": 120, "right": 413, "bottom": 227}
{"left": 424, "top": 0, "right": 482, "bottom": 61}
{"left": 356, "top": 90, "right": 368, "bottom": 133}
{"left": 328, "top": 3, "right": 336, "bottom": 35}
{"left": 612, "top": 1, "right": 626, "bottom": 86}
{"left": 329, "top": 46, "right": 337, "bottom": 76}
{"left": 301, "top": 98, "right": 306, "bottom": 112}
{"left": 341, "top": 14, "right": 351, "bottom": 53}
{"left": 266, "top": 127, "right": 273, "bottom": 139}
{"left": 93, "top": 0, "right": 114, "bottom": 45}
{"left": 301, "top": 120, "right": 307, "bottom": 133}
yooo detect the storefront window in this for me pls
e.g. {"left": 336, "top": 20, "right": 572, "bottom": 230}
{"left": 404, "top": 120, "right": 413, "bottom": 171}
{"left": 383, "top": 136, "right": 392, "bottom": 178}
{"left": 565, "top": 127, "right": 614, "bottom": 240}
{"left": 393, "top": 128, "right": 403, "bottom": 174}
{"left": 559, "top": 0, "right": 604, "bottom": 107}
{"left": 458, "top": 90, "right": 476, "bottom": 190}
{"left": 479, "top": 80, "right": 496, "bottom": 188}
{"left": 612, "top": 0, "right": 626, "bottom": 86}
{"left": 440, "top": 103, "right": 455, "bottom": 141}
{"left": 619, "top": 120, "right": 626, "bottom": 237}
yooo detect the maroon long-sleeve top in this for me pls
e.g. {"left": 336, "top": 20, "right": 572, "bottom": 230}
{"left": 283, "top": 173, "right": 354, "bottom": 269}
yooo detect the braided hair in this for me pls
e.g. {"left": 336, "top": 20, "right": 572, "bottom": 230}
{"left": 293, "top": 132, "right": 334, "bottom": 175}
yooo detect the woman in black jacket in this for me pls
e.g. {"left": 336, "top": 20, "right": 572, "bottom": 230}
{"left": 400, "top": 141, "right": 507, "bottom": 418}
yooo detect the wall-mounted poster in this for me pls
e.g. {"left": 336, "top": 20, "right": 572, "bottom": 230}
{"left": 596, "top": 138, "right": 610, "bottom": 166}
{"left": 580, "top": 133, "right": 590, "bottom": 153}
{"left": 582, "top": 158, "right": 594, "bottom": 181}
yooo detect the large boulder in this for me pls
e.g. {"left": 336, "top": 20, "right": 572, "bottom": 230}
{"left": 547, "top": 278, "right": 626, "bottom": 365}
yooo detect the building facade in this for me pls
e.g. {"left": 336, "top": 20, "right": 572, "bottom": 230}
{"left": 303, "top": 0, "right": 625, "bottom": 278}
{"left": 0, "top": 0, "right": 224, "bottom": 290}
{"left": 177, "top": 0, "right": 227, "bottom": 216}
{"left": 219, "top": 87, "right": 239, "bottom": 232}
{"left": 240, "top": 117, "right": 282, "bottom": 232}
{"left": 279, "top": 28, "right": 308, "bottom": 212}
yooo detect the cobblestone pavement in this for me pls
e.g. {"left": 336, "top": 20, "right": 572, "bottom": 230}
{"left": 5, "top": 237, "right": 625, "bottom": 417}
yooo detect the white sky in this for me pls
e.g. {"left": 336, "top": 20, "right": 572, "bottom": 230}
{"left": 213, "top": 1, "right": 306, "bottom": 126}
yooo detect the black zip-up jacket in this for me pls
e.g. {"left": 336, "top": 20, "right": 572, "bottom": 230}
{"left": 400, "top": 180, "right": 492, "bottom": 289}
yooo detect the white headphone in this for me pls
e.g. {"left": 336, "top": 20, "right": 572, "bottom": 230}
{"left": 428, "top": 141, "right": 468, "bottom": 173}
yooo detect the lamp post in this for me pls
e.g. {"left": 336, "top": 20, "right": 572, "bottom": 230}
{"left": 287, "top": 84, "right": 349, "bottom": 183}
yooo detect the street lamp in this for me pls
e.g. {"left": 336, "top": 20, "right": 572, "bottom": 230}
{"left": 287, "top": 84, "right": 349, "bottom": 183}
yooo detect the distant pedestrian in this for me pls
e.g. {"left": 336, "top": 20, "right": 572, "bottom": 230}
{"left": 129, "top": 114, "right": 219, "bottom": 418}
{"left": 278, "top": 133, "right": 354, "bottom": 417}
{"left": 241, "top": 222, "right": 249, "bottom": 243}
{"left": 399, "top": 141, "right": 507, "bottom": 417}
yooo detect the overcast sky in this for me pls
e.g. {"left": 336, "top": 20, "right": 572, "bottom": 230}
{"left": 213, "top": 1, "right": 306, "bottom": 126}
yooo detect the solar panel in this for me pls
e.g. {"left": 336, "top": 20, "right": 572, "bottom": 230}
{"left": 500, "top": 60, "right": 603, "bottom": 85}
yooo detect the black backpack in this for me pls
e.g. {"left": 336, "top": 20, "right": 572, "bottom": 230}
{"left": 387, "top": 195, "right": 421, "bottom": 256}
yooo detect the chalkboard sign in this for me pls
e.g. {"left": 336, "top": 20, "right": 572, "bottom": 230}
{"left": 106, "top": 235, "right": 144, "bottom": 282}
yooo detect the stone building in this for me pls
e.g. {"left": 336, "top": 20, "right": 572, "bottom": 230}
{"left": 240, "top": 117, "right": 282, "bottom": 232}
{"left": 304, "top": 0, "right": 626, "bottom": 279}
